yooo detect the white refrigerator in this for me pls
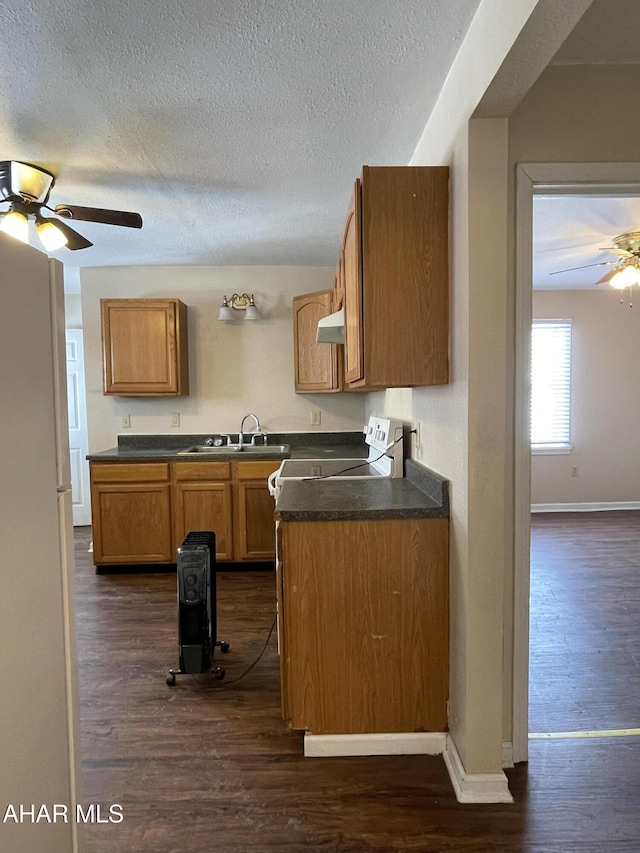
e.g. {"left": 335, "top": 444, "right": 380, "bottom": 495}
{"left": 0, "top": 233, "right": 82, "bottom": 852}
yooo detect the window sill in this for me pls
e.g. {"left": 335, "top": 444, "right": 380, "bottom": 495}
{"left": 531, "top": 445, "right": 572, "bottom": 455}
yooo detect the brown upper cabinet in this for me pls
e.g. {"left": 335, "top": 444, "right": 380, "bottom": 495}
{"left": 341, "top": 166, "right": 449, "bottom": 390}
{"left": 292, "top": 289, "right": 343, "bottom": 393}
{"left": 100, "top": 298, "right": 189, "bottom": 396}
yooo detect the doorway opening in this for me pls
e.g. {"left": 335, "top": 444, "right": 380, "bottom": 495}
{"left": 513, "top": 163, "right": 640, "bottom": 762}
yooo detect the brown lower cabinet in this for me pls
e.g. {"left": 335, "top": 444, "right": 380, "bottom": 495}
{"left": 277, "top": 517, "right": 449, "bottom": 734}
{"left": 235, "top": 461, "right": 283, "bottom": 559}
{"left": 90, "top": 459, "right": 280, "bottom": 566}
{"left": 172, "top": 461, "right": 234, "bottom": 561}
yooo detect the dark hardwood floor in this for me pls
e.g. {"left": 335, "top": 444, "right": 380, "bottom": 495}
{"left": 73, "top": 522, "right": 640, "bottom": 852}
{"left": 529, "top": 511, "right": 640, "bottom": 733}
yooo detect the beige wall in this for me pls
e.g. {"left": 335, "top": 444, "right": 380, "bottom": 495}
{"left": 509, "top": 64, "right": 640, "bottom": 164}
{"left": 371, "top": 0, "right": 543, "bottom": 775}
{"left": 64, "top": 292, "right": 83, "bottom": 328}
{"left": 532, "top": 289, "right": 640, "bottom": 506}
{"left": 80, "top": 265, "right": 365, "bottom": 452}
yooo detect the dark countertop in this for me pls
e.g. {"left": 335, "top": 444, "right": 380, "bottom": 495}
{"left": 87, "top": 431, "right": 369, "bottom": 462}
{"left": 274, "top": 459, "right": 449, "bottom": 521}
{"left": 86, "top": 433, "right": 449, "bottom": 521}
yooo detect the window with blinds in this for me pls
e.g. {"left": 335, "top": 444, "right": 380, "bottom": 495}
{"left": 531, "top": 320, "right": 572, "bottom": 453}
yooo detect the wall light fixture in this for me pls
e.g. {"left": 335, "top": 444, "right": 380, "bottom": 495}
{"left": 217, "top": 293, "right": 260, "bottom": 321}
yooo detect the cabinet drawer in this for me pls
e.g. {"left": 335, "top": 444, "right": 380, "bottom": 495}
{"left": 235, "top": 460, "right": 282, "bottom": 480}
{"left": 90, "top": 462, "right": 170, "bottom": 483}
{"left": 173, "top": 461, "right": 231, "bottom": 481}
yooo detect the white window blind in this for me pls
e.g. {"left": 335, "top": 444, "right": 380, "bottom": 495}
{"left": 531, "top": 320, "right": 572, "bottom": 453}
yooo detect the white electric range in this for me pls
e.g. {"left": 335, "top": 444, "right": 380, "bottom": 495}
{"left": 268, "top": 415, "right": 405, "bottom": 501}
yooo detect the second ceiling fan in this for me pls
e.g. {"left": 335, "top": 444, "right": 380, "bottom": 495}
{"left": 551, "top": 230, "right": 640, "bottom": 290}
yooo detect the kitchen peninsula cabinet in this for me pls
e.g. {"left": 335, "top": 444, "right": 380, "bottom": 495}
{"left": 90, "top": 462, "right": 173, "bottom": 564}
{"left": 277, "top": 517, "right": 449, "bottom": 734}
{"left": 293, "top": 289, "right": 343, "bottom": 392}
{"left": 340, "top": 166, "right": 449, "bottom": 390}
{"left": 100, "top": 298, "right": 189, "bottom": 396}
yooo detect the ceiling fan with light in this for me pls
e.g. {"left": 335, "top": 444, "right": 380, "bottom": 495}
{"left": 551, "top": 231, "right": 640, "bottom": 291}
{"left": 0, "top": 160, "right": 142, "bottom": 252}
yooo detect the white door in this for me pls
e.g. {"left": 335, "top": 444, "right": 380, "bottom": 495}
{"left": 66, "top": 329, "right": 91, "bottom": 525}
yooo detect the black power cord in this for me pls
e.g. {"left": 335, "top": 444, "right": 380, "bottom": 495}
{"left": 191, "top": 615, "right": 277, "bottom": 689}
{"left": 301, "top": 430, "right": 416, "bottom": 482}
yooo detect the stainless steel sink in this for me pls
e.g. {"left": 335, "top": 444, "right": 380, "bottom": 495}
{"left": 177, "top": 444, "right": 289, "bottom": 456}
{"left": 237, "top": 444, "right": 289, "bottom": 454}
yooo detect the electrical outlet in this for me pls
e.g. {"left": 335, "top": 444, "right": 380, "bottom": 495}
{"left": 413, "top": 422, "right": 420, "bottom": 451}
{"left": 122, "top": 414, "right": 131, "bottom": 429}
{"left": 170, "top": 413, "right": 180, "bottom": 428}
{"left": 310, "top": 410, "right": 321, "bottom": 426}
{"left": 572, "top": 466, "right": 579, "bottom": 477}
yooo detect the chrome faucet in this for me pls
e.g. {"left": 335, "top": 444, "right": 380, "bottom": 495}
{"left": 239, "top": 413, "right": 262, "bottom": 446}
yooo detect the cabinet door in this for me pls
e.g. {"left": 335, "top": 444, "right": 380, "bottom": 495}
{"left": 173, "top": 481, "right": 233, "bottom": 561}
{"left": 293, "top": 290, "right": 342, "bottom": 392}
{"left": 341, "top": 180, "right": 363, "bottom": 384}
{"left": 101, "top": 298, "right": 189, "bottom": 396}
{"left": 235, "top": 461, "right": 279, "bottom": 561}
{"left": 280, "top": 518, "right": 449, "bottom": 734}
{"left": 91, "top": 482, "right": 173, "bottom": 564}
{"left": 236, "top": 480, "right": 277, "bottom": 560}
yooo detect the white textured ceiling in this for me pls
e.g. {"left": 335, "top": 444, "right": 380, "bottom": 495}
{"left": 4, "top": 0, "right": 639, "bottom": 294}
{"left": 0, "top": 0, "right": 481, "bottom": 278}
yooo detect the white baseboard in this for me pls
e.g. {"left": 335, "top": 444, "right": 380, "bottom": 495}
{"left": 502, "top": 741, "right": 514, "bottom": 768}
{"left": 302, "top": 733, "right": 514, "bottom": 804}
{"left": 303, "top": 731, "right": 446, "bottom": 758}
{"left": 532, "top": 501, "right": 640, "bottom": 513}
{"left": 443, "top": 735, "right": 513, "bottom": 804}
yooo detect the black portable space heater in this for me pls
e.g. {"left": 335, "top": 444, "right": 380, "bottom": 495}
{"left": 166, "top": 531, "right": 229, "bottom": 685}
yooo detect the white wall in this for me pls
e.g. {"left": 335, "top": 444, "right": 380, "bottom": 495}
{"left": 532, "top": 289, "right": 640, "bottom": 505}
{"left": 80, "top": 265, "right": 365, "bottom": 452}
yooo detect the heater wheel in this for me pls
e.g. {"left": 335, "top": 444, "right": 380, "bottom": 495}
{"left": 166, "top": 672, "right": 176, "bottom": 686}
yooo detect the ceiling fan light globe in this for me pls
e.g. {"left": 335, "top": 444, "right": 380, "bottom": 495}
{"left": 0, "top": 209, "right": 29, "bottom": 243}
{"left": 609, "top": 264, "right": 638, "bottom": 290}
{"left": 37, "top": 219, "right": 68, "bottom": 251}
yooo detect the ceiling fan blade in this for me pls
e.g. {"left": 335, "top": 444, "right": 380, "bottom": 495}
{"left": 598, "top": 247, "right": 634, "bottom": 257}
{"left": 49, "top": 219, "right": 93, "bottom": 250}
{"left": 54, "top": 204, "right": 142, "bottom": 228}
{"left": 549, "top": 260, "right": 617, "bottom": 275}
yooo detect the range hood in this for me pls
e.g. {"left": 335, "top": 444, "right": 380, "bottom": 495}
{"left": 316, "top": 308, "right": 345, "bottom": 344}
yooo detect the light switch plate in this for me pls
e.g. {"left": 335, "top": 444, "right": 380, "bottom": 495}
{"left": 122, "top": 414, "right": 131, "bottom": 429}
{"left": 310, "top": 410, "right": 321, "bottom": 426}
{"left": 170, "top": 413, "right": 180, "bottom": 427}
